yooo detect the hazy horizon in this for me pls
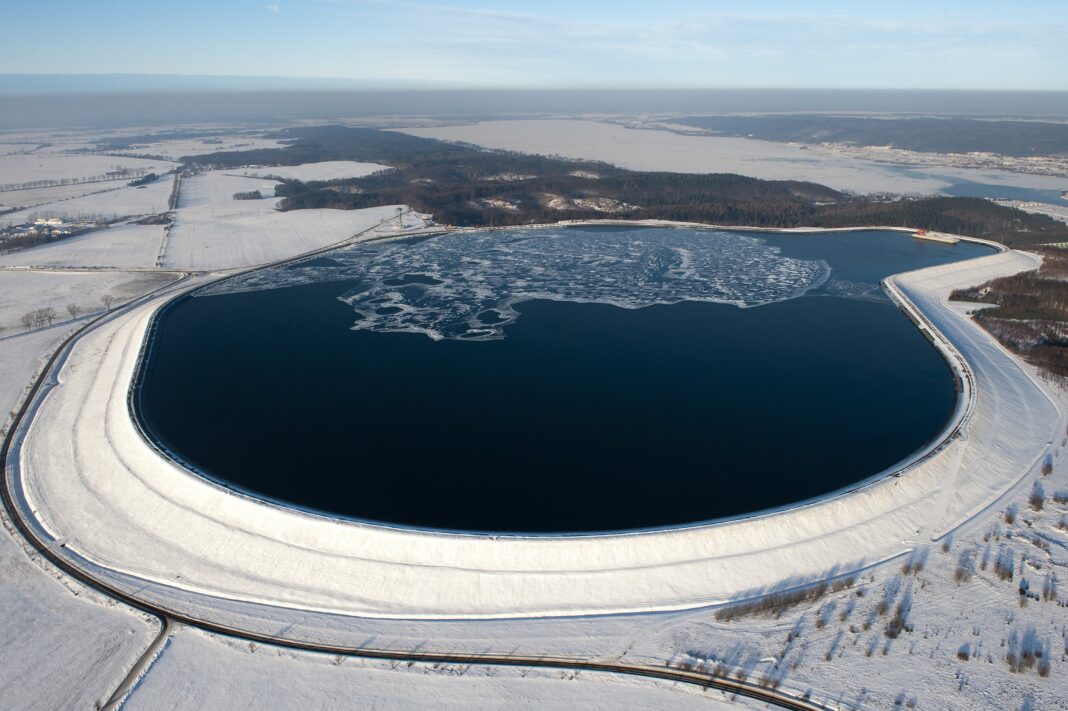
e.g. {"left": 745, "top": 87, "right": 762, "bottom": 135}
{"left": 6, "top": 74, "right": 1068, "bottom": 97}
{"left": 4, "top": 86, "right": 1068, "bottom": 131}
{"left": 6, "top": 1, "right": 1068, "bottom": 129}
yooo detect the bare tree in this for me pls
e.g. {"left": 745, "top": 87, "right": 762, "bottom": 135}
{"left": 20, "top": 312, "right": 34, "bottom": 331}
{"left": 101, "top": 294, "right": 115, "bottom": 311}
{"left": 41, "top": 307, "right": 57, "bottom": 326}
{"left": 66, "top": 303, "right": 81, "bottom": 319}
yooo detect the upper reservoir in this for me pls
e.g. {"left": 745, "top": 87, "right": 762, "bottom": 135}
{"left": 136, "top": 227, "right": 993, "bottom": 533}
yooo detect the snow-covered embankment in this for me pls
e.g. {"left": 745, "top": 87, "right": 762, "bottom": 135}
{"left": 8, "top": 245, "right": 1061, "bottom": 629}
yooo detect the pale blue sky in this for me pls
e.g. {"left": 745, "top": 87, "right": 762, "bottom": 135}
{"left": 3, "top": 0, "right": 1066, "bottom": 89}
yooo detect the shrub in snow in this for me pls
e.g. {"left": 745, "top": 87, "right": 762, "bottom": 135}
{"left": 901, "top": 549, "right": 926, "bottom": 575}
{"left": 993, "top": 546, "right": 1015, "bottom": 581}
{"left": 955, "top": 549, "right": 975, "bottom": 583}
{"left": 1029, "top": 482, "right": 1045, "bottom": 511}
{"left": 1006, "top": 626, "right": 1047, "bottom": 674}
{"left": 884, "top": 602, "right": 913, "bottom": 639}
{"left": 1041, "top": 572, "right": 1057, "bottom": 602}
{"left": 714, "top": 576, "right": 854, "bottom": 621}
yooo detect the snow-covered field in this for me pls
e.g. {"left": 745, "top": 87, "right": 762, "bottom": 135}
{"left": 0, "top": 178, "right": 173, "bottom": 226}
{"left": 0, "top": 326, "right": 66, "bottom": 414}
{"left": 0, "top": 224, "right": 165, "bottom": 269}
{"left": 399, "top": 120, "right": 1068, "bottom": 197}
{"left": 0, "top": 269, "right": 176, "bottom": 333}
{"left": 0, "top": 327, "right": 159, "bottom": 711}
{"left": 0, "top": 483, "right": 158, "bottom": 711}
{"left": 0, "top": 180, "right": 136, "bottom": 211}
{"left": 162, "top": 172, "right": 403, "bottom": 270}
{"left": 123, "top": 627, "right": 752, "bottom": 711}
{"left": 0, "top": 153, "right": 175, "bottom": 188}
{"left": 124, "top": 135, "right": 285, "bottom": 161}
{"left": 1007, "top": 199, "right": 1068, "bottom": 224}
{"left": 225, "top": 160, "right": 391, "bottom": 182}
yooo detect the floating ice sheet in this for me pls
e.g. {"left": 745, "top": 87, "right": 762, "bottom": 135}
{"left": 203, "top": 226, "right": 832, "bottom": 340}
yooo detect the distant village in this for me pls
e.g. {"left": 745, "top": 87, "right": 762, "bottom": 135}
{"left": 0, "top": 170, "right": 163, "bottom": 254}
{"left": 0, "top": 216, "right": 104, "bottom": 254}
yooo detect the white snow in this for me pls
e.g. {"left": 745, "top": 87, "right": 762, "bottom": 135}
{"left": 1003, "top": 199, "right": 1068, "bottom": 224}
{"left": 0, "top": 126, "right": 1062, "bottom": 706}
{"left": 122, "top": 135, "right": 286, "bottom": 161}
{"left": 0, "top": 328, "right": 159, "bottom": 711}
{"left": 614, "top": 384, "right": 1068, "bottom": 709}
{"left": 0, "top": 504, "right": 159, "bottom": 711}
{"left": 0, "top": 181, "right": 139, "bottom": 211}
{"left": 162, "top": 172, "right": 404, "bottom": 270}
{"left": 398, "top": 120, "right": 1068, "bottom": 196}
{"left": 2, "top": 215, "right": 1065, "bottom": 709}
{"left": 0, "top": 153, "right": 175, "bottom": 189}
{"left": 225, "top": 160, "right": 390, "bottom": 182}
{"left": 0, "top": 224, "right": 165, "bottom": 270}
{"left": 11, "top": 239, "right": 1061, "bottom": 624}
{"left": 0, "top": 270, "right": 176, "bottom": 333}
{"left": 0, "top": 178, "right": 173, "bottom": 226}
{"left": 122, "top": 627, "right": 751, "bottom": 711}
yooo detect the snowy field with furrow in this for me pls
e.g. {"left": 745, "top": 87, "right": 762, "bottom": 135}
{"left": 161, "top": 172, "right": 404, "bottom": 270}
{"left": 0, "top": 223, "right": 165, "bottom": 269}
{"left": 0, "top": 179, "right": 173, "bottom": 226}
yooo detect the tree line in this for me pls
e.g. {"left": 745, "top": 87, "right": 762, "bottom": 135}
{"left": 11, "top": 295, "right": 116, "bottom": 333}
{"left": 1, "top": 167, "right": 150, "bottom": 193}
{"left": 187, "top": 126, "right": 1068, "bottom": 247}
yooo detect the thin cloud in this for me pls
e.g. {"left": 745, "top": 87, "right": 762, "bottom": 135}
{"left": 266, "top": 3, "right": 281, "bottom": 12}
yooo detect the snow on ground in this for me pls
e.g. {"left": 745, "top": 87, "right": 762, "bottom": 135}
{"left": 0, "top": 328, "right": 159, "bottom": 711}
{"left": 162, "top": 172, "right": 403, "bottom": 270}
{"left": 0, "top": 180, "right": 143, "bottom": 212}
{"left": 1004, "top": 199, "right": 1068, "bottom": 224}
{"left": 620, "top": 383, "right": 1068, "bottom": 710}
{"left": 0, "top": 178, "right": 173, "bottom": 226}
{"left": 0, "top": 270, "right": 176, "bottom": 333}
{"left": 0, "top": 153, "right": 175, "bottom": 188}
{"left": 12, "top": 246, "right": 1059, "bottom": 624}
{"left": 120, "top": 135, "right": 285, "bottom": 161}
{"left": 0, "top": 327, "right": 70, "bottom": 431}
{"left": 399, "top": 120, "right": 1068, "bottom": 197}
{"left": 0, "top": 175, "right": 1063, "bottom": 707}
{"left": 0, "top": 224, "right": 165, "bottom": 269}
{"left": 225, "top": 160, "right": 391, "bottom": 182}
{"left": 123, "top": 627, "right": 757, "bottom": 711}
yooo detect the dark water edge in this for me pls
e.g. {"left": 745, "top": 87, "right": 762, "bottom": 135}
{"left": 881, "top": 164, "right": 1068, "bottom": 205}
{"left": 136, "top": 230, "right": 993, "bottom": 533}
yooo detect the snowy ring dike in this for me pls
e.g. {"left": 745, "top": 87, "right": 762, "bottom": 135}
{"left": 8, "top": 228, "right": 1064, "bottom": 623}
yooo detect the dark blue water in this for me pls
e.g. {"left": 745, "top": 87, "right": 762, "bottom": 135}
{"left": 136, "top": 229, "right": 992, "bottom": 533}
{"left": 941, "top": 180, "right": 1067, "bottom": 204}
{"left": 883, "top": 164, "right": 1068, "bottom": 204}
